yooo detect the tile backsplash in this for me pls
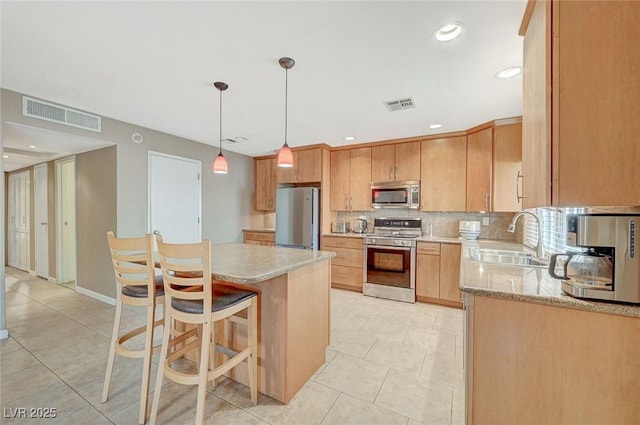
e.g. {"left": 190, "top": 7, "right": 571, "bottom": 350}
{"left": 337, "top": 210, "right": 519, "bottom": 241}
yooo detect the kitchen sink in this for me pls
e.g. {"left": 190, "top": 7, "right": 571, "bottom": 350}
{"left": 469, "top": 248, "right": 549, "bottom": 268}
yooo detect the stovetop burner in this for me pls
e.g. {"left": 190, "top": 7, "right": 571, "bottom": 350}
{"left": 372, "top": 217, "right": 422, "bottom": 239}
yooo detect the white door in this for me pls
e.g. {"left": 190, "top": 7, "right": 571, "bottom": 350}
{"left": 34, "top": 164, "right": 49, "bottom": 278}
{"left": 7, "top": 170, "right": 30, "bottom": 271}
{"left": 56, "top": 158, "right": 76, "bottom": 285}
{"left": 148, "top": 152, "right": 201, "bottom": 244}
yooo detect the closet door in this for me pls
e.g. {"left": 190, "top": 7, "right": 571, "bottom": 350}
{"left": 8, "top": 170, "right": 31, "bottom": 271}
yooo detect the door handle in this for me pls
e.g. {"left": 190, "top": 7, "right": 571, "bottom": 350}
{"left": 41, "top": 222, "right": 48, "bottom": 225}
{"left": 516, "top": 171, "right": 524, "bottom": 204}
{"left": 153, "top": 229, "right": 160, "bottom": 235}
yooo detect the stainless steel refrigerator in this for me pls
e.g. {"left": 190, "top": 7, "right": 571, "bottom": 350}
{"left": 275, "top": 187, "right": 319, "bottom": 250}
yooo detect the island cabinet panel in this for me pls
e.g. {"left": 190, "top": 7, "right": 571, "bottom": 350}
{"left": 371, "top": 141, "right": 420, "bottom": 182}
{"left": 321, "top": 235, "right": 363, "bottom": 292}
{"left": 420, "top": 136, "right": 467, "bottom": 211}
{"left": 255, "top": 158, "right": 277, "bottom": 211}
{"left": 466, "top": 127, "right": 493, "bottom": 212}
{"left": 466, "top": 294, "right": 640, "bottom": 425}
{"left": 493, "top": 122, "right": 523, "bottom": 212}
{"left": 277, "top": 148, "right": 322, "bottom": 184}
{"left": 330, "top": 147, "right": 372, "bottom": 212}
{"left": 521, "top": 0, "right": 640, "bottom": 207}
{"left": 220, "top": 258, "right": 331, "bottom": 404}
{"left": 416, "top": 242, "right": 462, "bottom": 308}
{"left": 243, "top": 230, "right": 275, "bottom": 246}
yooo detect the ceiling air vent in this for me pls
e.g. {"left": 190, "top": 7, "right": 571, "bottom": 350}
{"left": 22, "top": 96, "right": 102, "bottom": 133}
{"left": 383, "top": 97, "right": 417, "bottom": 112}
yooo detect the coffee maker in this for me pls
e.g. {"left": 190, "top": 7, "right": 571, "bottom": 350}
{"left": 547, "top": 214, "right": 640, "bottom": 304}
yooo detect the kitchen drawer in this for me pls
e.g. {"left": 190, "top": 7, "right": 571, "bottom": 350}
{"left": 417, "top": 242, "right": 440, "bottom": 255}
{"left": 322, "top": 246, "right": 363, "bottom": 268}
{"left": 321, "top": 236, "right": 363, "bottom": 250}
{"left": 331, "top": 265, "right": 363, "bottom": 288}
{"left": 243, "top": 231, "right": 275, "bottom": 243}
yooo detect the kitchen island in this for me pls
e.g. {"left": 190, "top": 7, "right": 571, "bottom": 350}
{"left": 209, "top": 243, "right": 335, "bottom": 404}
{"left": 459, "top": 241, "right": 640, "bottom": 425}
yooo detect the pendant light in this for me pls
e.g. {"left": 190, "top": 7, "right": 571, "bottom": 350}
{"left": 212, "top": 81, "right": 229, "bottom": 174}
{"left": 277, "top": 57, "right": 295, "bottom": 168}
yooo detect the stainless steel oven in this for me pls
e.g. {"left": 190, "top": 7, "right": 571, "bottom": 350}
{"left": 363, "top": 218, "right": 421, "bottom": 303}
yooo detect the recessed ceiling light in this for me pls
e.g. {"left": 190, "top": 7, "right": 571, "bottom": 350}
{"left": 433, "top": 22, "right": 464, "bottom": 42}
{"left": 29, "top": 145, "right": 37, "bottom": 149}
{"left": 429, "top": 123, "right": 443, "bottom": 129}
{"left": 496, "top": 66, "right": 522, "bottom": 79}
{"left": 3, "top": 154, "right": 9, "bottom": 158}
{"left": 344, "top": 136, "right": 355, "bottom": 141}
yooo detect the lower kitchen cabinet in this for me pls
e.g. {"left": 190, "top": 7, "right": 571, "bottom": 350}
{"left": 242, "top": 230, "right": 275, "bottom": 246}
{"left": 321, "top": 235, "right": 363, "bottom": 292}
{"left": 416, "top": 242, "right": 462, "bottom": 308}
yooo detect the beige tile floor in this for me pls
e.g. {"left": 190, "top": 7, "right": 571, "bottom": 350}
{"left": 1, "top": 267, "right": 465, "bottom": 425}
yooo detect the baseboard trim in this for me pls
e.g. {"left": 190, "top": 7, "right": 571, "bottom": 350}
{"left": 0, "top": 329, "right": 8, "bottom": 340}
{"left": 75, "top": 286, "right": 116, "bottom": 306}
{"left": 47, "top": 276, "right": 57, "bottom": 284}
{"left": 29, "top": 270, "right": 37, "bottom": 276}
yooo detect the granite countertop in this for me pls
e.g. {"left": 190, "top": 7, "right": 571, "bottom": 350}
{"left": 211, "top": 243, "right": 335, "bottom": 284}
{"left": 416, "top": 235, "right": 462, "bottom": 244}
{"left": 323, "top": 232, "right": 367, "bottom": 238}
{"left": 459, "top": 240, "right": 640, "bottom": 318}
{"left": 242, "top": 228, "right": 275, "bottom": 233}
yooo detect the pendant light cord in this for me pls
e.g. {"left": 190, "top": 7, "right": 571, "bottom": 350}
{"left": 219, "top": 88, "right": 223, "bottom": 154}
{"left": 284, "top": 67, "right": 288, "bottom": 145}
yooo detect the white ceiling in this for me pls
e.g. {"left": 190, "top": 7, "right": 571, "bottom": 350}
{"left": 1, "top": 1, "right": 526, "bottom": 172}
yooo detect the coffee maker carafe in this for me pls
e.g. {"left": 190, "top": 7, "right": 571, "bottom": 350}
{"left": 547, "top": 214, "right": 640, "bottom": 304}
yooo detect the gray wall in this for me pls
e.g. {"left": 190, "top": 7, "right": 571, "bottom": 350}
{"left": 2, "top": 88, "right": 256, "bottom": 299}
{"left": 77, "top": 146, "right": 117, "bottom": 298}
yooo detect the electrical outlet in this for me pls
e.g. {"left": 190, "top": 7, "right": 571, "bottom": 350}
{"left": 482, "top": 217, "right": 490, "bottom": 226}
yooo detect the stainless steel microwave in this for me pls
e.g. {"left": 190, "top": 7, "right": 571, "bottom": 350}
{"left": 371, "top": 180, "right": 420, "bottom": 209}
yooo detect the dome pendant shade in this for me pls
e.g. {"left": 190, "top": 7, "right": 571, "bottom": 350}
{"left": 213, "top": 81, "right": 229, "bottom": 174}
{"left": 277, "top": 57, "right": 295, "bottom": 168}
{"left": 213, "top": 152, "right": 229, "bottom": 174}
{"left": 277, "top": 142, "right": 294, "bottom": 168}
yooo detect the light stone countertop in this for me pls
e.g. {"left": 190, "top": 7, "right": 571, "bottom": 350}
{"left": 322, "top": 233, "right": 464, "bottom": 244}
{"left": 459, "top": 240, "right": 640, "bottom": 318}
{"left": 242, "top": 228, "right": 275, "bottom": 233}
{"left": 211, "top": 243, "right": 335, "bottom": 284}
{"left": 322, "top": 232, "right": 367, "bottom": 238}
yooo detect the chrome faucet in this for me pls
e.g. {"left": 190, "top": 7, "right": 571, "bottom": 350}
{"left": 507, "top": 211, "right": 545, "bottom": 260}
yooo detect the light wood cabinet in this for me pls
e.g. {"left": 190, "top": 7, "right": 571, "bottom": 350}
{"left": 466, "top": 127, "right": 493, "bottom": 212}
{"left": 243, "top": 230, "right": 275, "bottom": 246}
{"left": 255, "top": 157, "right": 277, "bottom": 211}
{"left": 277, "top": 148, "right": 322, "bottom": 184}
{"left": 493, "top": 122, "right": 523, "bottom": 212}
{"left": 330, "top": 147, "right": 372, "bottom": 211}
{"left": 420, "top": 136, "right": 467, "bottom": 211}
{"left": 371, "top": 142, "right": 420, "bottom": 182}
{"left": 415, "top": 242, "right": 462, "bottom": 308}
{"left": 465, "top": 294, "right": 640, "bottom": 424}
{"left": 321, "top": 236, "right": 363, "bottom": 292}
{"left": 521, "top": 0, "right": 640, "bottom": 207}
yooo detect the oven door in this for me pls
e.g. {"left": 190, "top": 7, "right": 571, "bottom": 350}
{"left": 364, "top": 245, "right": 415, "bottom": 290}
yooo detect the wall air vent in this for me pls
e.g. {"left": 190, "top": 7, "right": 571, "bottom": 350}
{"left": 383, "top": 97, "right": 417, "bottom": 112}
{"left": 222, "top": 136, "right": 248, "bottom": 144}
{"left": 22, "top": 96, "right": 102, "bottom": 133}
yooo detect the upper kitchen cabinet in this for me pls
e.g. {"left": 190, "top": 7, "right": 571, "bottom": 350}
{"left": 493, "top": 121, "right": 523, "bottom": 212}
{"left": 255, "top": 157, "right": 277, "bottom": 211}
{"left": 521, "top": 0, "right": 640, "bottom": 207}
{"left": 330, "top": 147, "right": 372, "bottom": 211}
{"left": 277, "top": 148, "right": 323, "bottom": 184}
{"left": 466, "top": 126, "right": 493, "bottom": 211}
{"left": 420, "top": 135, "right": 467, "bottom": 211}
{"left": 371, "top": 141, "right": 420, "bottom": 182}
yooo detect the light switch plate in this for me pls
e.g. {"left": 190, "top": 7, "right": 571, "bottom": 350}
{"left": 482, "top": 217, "right": 490, "bottom": 226}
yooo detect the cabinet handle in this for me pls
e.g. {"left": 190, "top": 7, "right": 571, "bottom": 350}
{"left": 389, "top": 167, "right": 393, "bottom": 180}
{"left": 395, "top": 166, "right": 398, "bottom": 180}
{"left": 485, "top": 192, "right": 489, "bottom": 211}
{"left": 516, "top": 171, "right": 524, "bottom": 204}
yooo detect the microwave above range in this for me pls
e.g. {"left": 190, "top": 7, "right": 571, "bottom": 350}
{"left": 371, "top": 180, "right": 420, "bottom": 209}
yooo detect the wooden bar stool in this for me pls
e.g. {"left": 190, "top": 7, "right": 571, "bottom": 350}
{"left": 149, "top": 235, "right": 258, "bottom": 425}
{"left": 102, "top": 231, "right": 164, "bottom": 424}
